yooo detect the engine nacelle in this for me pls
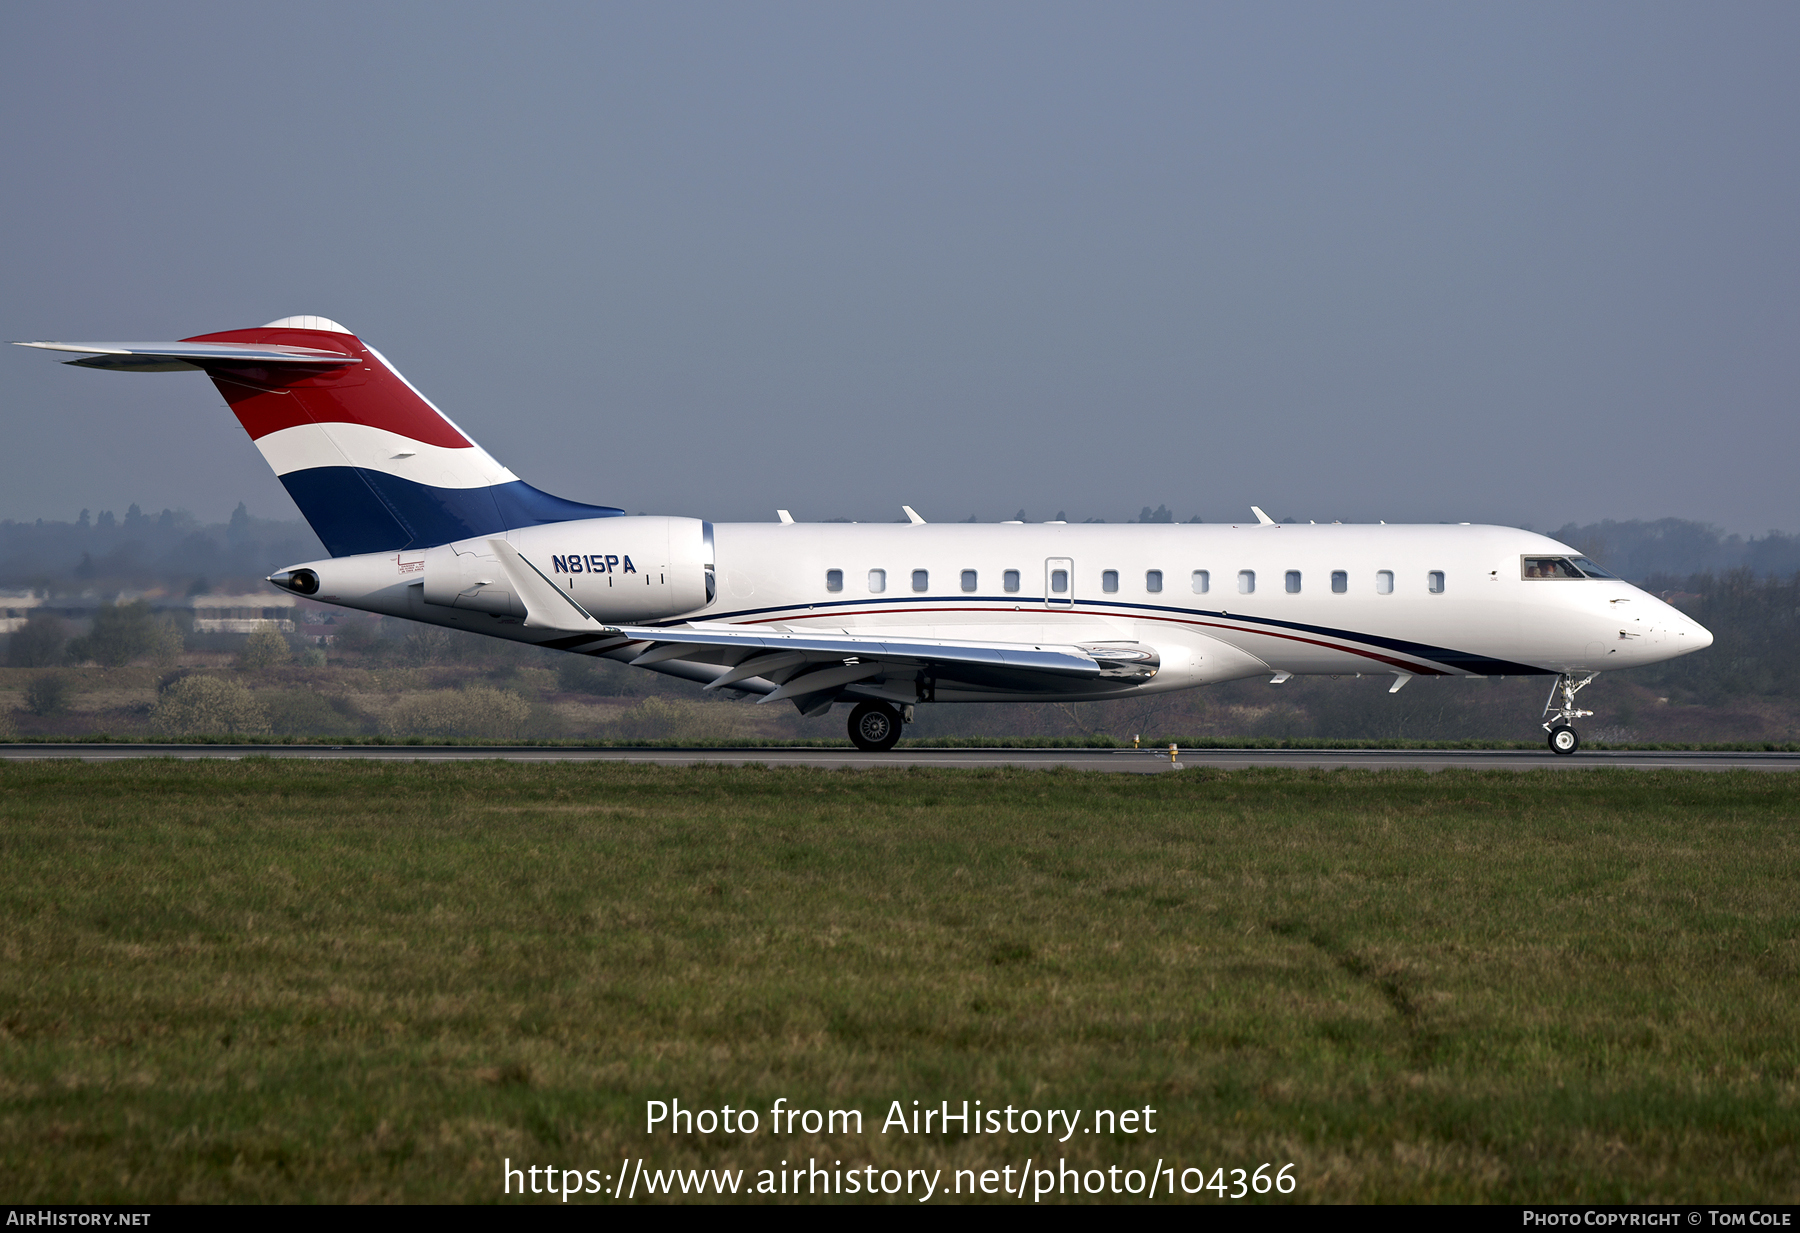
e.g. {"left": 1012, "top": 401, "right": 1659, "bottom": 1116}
{"left": 269, "top": 517, "right": 717, "bottom": 627}
{"left": 423, "top": 517, "right": 714, "bottom": 623}
{"left": 421, "top": 541, "right": 525, "bottom": 617}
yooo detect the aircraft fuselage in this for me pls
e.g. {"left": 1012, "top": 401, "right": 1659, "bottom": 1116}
{"left": 287, "top": 517, "right": 1711, "bottom": 703}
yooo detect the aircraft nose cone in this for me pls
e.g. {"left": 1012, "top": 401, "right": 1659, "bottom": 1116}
{"left": 1689, "top": 620, "right": 1713, "bottom": 651}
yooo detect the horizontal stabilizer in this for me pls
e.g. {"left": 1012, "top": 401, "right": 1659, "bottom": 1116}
{"left": 13, "top": 340, "right": 359, "bottom": 371}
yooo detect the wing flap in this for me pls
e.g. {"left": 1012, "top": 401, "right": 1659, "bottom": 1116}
{"left": 607, "top": 625, "right": 1106, "bottom": 677}
{"left": 600, "top": 623, "right": 1160, "bottom": 695}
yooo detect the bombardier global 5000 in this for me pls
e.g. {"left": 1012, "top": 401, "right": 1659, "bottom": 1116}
{"left": 18, "top": 318, "right": 1713, "bottom": 753}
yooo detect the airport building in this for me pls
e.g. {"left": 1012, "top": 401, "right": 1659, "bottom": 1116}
{"left": 0, "top": 590, "right": 301, "bottom": 636}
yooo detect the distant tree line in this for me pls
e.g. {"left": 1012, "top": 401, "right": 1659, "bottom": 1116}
{"left": 0, "top": 502, "right": 326, "bottom": 594}
{"left": 1631, "top": 570, "right": 1800, "bottom": 705}
{"left": 1552, "top": 519, "right": 1800, "bottom": 581}
{"left": 7, "top": 601, "right": 183, "bottom": 670}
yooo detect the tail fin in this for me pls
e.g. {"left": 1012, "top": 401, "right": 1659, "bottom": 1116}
{"left": 16, "top": 317, "right": 621, "bottom": 556}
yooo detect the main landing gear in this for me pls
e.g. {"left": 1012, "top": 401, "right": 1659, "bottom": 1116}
{"left": 1542, "top": 672, "right": 1597, "bottom": 756}
{"left": 847, "top": 701, "right": 904, "bottom": 752}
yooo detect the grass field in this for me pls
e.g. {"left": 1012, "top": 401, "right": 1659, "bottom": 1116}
{"left": 1, "top": 761, "right": 1796, "bottom": 1203}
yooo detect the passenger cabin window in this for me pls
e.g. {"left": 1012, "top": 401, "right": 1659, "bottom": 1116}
{"left": 868, "top": 568, "right": 886, "bottom": 593}
{"left": 1285, "top": 570, "right": 1301, "bottom": 594}
{"left": 826, "top": 569, "right": 843, "bottom": 593}
{"left": 1376, "top": 570, "right": 1394, "bottom": 594}
{"left": 1102, "top": 570, "right": 1119, "bottom": 593}
{"left": 1238, "top": 570, "right": 1255, "bottom": 594}
{"left": 912, "top": 569, "right": 929, "bottom": 592}
{"left": 1428, "top": 571, "right": 1445, "bottom": 594}
{"left": 1523, "top": 556, "right": 1616, "bottom": 580}
{"left": 1003, "top": 569, "right": 1021, "bottom": 593}
{"left": 1146, "top": 569, "right": 1163, "bottom": 593}
{"left": 960, "top": 569, "right": 977, "bottom": 592}
{"left": 1192, "top": 569, "right": 1210, "bottom": 594}
{"left": 1050, "top": 569, "right": 1069, "bottom": 594}
{"left": 1331, "top": 570, "right": 1347, "bottom": 593}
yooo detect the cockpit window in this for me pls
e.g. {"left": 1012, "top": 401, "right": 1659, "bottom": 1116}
{"left": 1522, "top": 556, "right": 1613, "bottom": 580}
{"left": 1568, "top": 556, "right": 1619, "bottom": 580}
{"left": 1522, "top": 557, "right": 1581, "bottom": 579}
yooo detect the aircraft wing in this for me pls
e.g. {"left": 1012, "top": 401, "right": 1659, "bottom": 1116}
{"left": 484, "top": 539, "right": 1158, "bottom": 710}
{"left": 601, "top": 624, "right": 1160, "bottom": 711}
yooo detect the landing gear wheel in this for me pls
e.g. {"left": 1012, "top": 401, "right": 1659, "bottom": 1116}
{"left": 847, "top": 701, "right": 903, "bottom": 752}
{"left": 1548, "top": 725, "right": 1580, "bottom": 756}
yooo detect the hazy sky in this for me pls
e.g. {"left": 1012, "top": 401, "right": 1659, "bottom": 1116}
{"left": 3, "top": 3, "right": 1795, "bottom": 535}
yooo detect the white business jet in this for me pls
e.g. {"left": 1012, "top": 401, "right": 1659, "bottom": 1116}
{"left": 17, "top": 318, "right": 1713, "bottom": 754}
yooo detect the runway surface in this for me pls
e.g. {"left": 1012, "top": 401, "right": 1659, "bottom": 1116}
{"left": 2, "top": 744, "right": 1796, "bottom": 772}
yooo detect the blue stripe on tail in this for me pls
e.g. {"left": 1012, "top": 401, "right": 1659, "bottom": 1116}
{"left": 280, "top": 466, "right": 623, "bottom": 557}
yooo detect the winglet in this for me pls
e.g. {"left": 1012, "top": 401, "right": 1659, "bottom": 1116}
{"left": 902, "top": 506, "right": 926, "bottom": 525}
{"left": 1251, "top": 506, "right": 1275, "bottom": 526}
{"left": 776, "top": 510, "right": 795, "bottom": 525}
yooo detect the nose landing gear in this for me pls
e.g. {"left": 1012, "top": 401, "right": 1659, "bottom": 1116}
{"left": 1542, "top": 672, "right": 1597, "bottom": 755}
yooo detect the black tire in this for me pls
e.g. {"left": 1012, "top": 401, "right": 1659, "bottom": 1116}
{"left": 1548, "top": 724, "right": 1580, "bottom": 755}
{"left": 848, "top": 702, "right": 903, "bottom": 752}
